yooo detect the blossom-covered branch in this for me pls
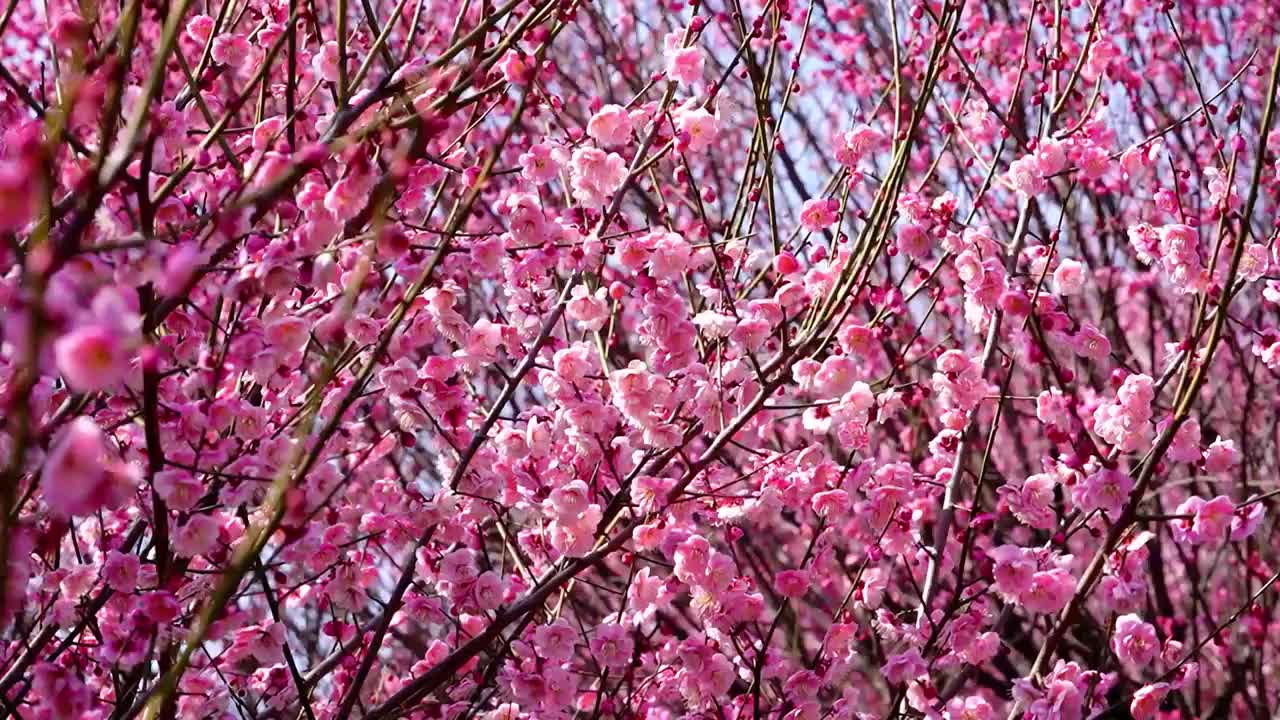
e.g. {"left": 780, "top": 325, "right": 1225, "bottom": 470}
{"left": 3, "top": 1, "right": 1280, "bottom": 720}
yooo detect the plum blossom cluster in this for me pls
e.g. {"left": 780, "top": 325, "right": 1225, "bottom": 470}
{"left": 4, "top": 1, "right": 1280, "bottom": 720}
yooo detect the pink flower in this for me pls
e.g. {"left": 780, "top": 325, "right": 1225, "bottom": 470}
{"left": 473, "top": 571, "right": 505, "bottom": 610}
{"left": 211, "top": 34, "right": 251, "bottom": 67}
{"left": 799, "top": 198, "right": 839, "bottom": 231}
{"left": 1074, "top": 144, "right": 1110, "bottom": 179}
{"left": 773, "top": 252, "right": 800, "bottom": 276}
{"left": 552, "top": 343, "right": 595, "bottom": 383}
{"left": 674, "top": 534, "right": 711, "bottom": 582}
{"left": 1073, "top": 467, "right": 1133, "bottom": 515}
{"left": 1020, "top": 568, "right": 1074, "bottom": 614}
{"left": 312, "top": 41, "right": 341, "bottom": 81}
{"left": 1053, "top": 259, "right": 1086, "bottom": 295}
{"left": 647, "top": 231, "right": 692, "bottom": 279}
{"left": 102, "top": 551, "right": 140, "bottom": 592}
{"left": 944, "top": 696, "right": 994, "bottom": 720}
{"left": 693, "top": 310, "right": 735, "bottom": 338}
{"left": 1170, "top": 496, "right": 1204, "bottom": 545}
{"left": 882, "top": 648, "right": 926, "bottom": 684}
{"left": 157, "top": 243, "right": 205, "bottom": 298}
{"left": 840, "top": 324, "right": 876, "bottom": 357}
{"left": 266, "top": 316, "right": 311, "bottom": 354}
{"left": 325, "top": 175, "right": 369, "bottom": 220}
{"left": 1006, "top": 154, "right": 1047, "bottom": 195}
{"left": 498, "top": 51, "right": 533, "bottom": 85}
{"left": 1191, "top": 495, "right": 1234, "bottom": 545}
{"left": 547, "top": 479, "right": 590, "bottom": 515}
{"left": 990, "top": 545, "right": 1036, "bottom": 599}
{"left": 834, "top": 124, "right": 884, "bottom": 167}
{"left": 1031, "top": 664, "right": 1085, "bottom": 720}
{"left": 547, "top": 503, "right": 602, "bottom": 557}
{"left": 566, "top": 286, "right": 611, "bottom": 331}
{"left": 954, "top": 250, "right": 984, "bottom": 284}
{"left": 813, "top": 355, "right": 857, "bottom": 397}
{"left": 185, "top": 14, "right": 215, "bottom": 44}
{"left": 1094, "top": 374, "right": 1155, "bottom": 453}
{"left": 173, "top": 514, "right": 220, "bottom": 557}
{"left": 1232, "top": 501, "right": 1264, "bottom": 541}
{"left": 1240, "top": 242, "right": 1270, "bottom": 282}
{"left": 534, "top": 620, "right": 579, "bottom": 662}
{"left": 1072, "top": 324, "right": 1111, "bottom": 360}
{"left": 41, "top": 418, "right": 137, "bottom": 517}
{"left": 674, "top": 105, "right": 719, "bottom": 152}
{"left": 154, "top": 470, "right": 205, "bottom": 512}
{"left": 811, "top": 489, "right": 851, "bottom": 518}
{"left": 1003, "top": 474, "right": 1057, "bottom": 530}
{"left": 774, "top": 569, "right": 811, "bottom": 598}
{"left": 55, "top": 324, "right": 132, "bottom": 391}
{"left": 1155, "top": 223, "right": 1208, "bottom": 294}
{"left": 665, "top": 45, "right": 703, "bottom": 85}
{"left": 31, "top": 663, "right": 90, "bottom": 719}
{"left": 229, "top": 622, "right": 287, "bottom": 664}
{"left": 569, "top": 147, "right": 627, "bottom": 206}
{"left": 897, "top": 223, "right": 932, "bottom": 259}
{"left": 1036, "top": 388, "right": 1072, "bottom": 427}
{"left": 1112, "top": 613, "right": 1158, "bottom": 667}
{"left": 589, "top": 623, "right": 634, "bottom": 668}
{"left": 519, "top": 143, "right": 561, "bottom": 184}
{"left": 439, "top": 548, "right": 478, "bottom": 585}
{"left": 1034, "top": 139, "right": 1068, "bottom": 175}
{"left": 1130, "top": 683, "right": 1170, "bottom": 720}
{"left": 587, "top": 104, "right": 633, "bottom": 147}
{"left": 1164, "top": 417, "right": 1202, "bottom": 463}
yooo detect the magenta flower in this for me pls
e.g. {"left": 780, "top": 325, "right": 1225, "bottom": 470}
{"left": 40, "top": 418, "right": 137, "bottom": 517}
